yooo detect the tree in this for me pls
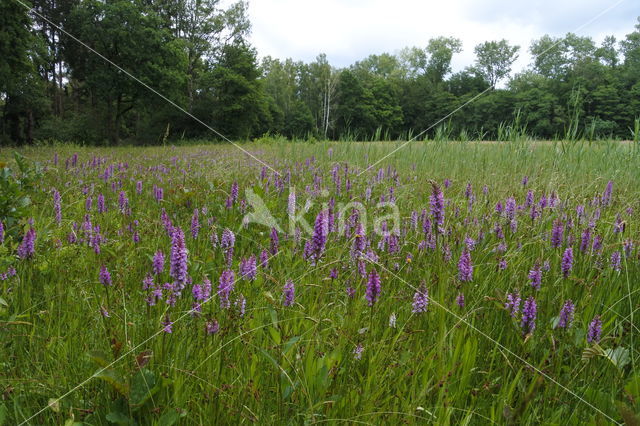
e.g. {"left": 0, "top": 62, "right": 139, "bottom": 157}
{"left": 474, "top": 40, "right": 520, "bottom": 87}
{"left": 530, "top": 35, "right": 567, "bottom": 79}
{"left": 63, "top": 0, "right": 187, "bottom": 144}
{"left": 398, "top": 37, "right": 462, "bottom": 84}
{"left": 204, "top": 42, "right": 268, "bottom": 140}
{"left": 0, "top": 1, "right": 49, "bottom": 144}
{"left": 425, "top": 37, "right": 463, "bottom": 84}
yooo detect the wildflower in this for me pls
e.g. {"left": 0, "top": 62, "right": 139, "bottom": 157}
{"left": 162, "top": 315, "right": 173, "bottom": 334}
{"left": 587, "top": 316, "right": 602, "bottom": 343}
{"left": 613, "top": 215, "right": 625, "bottom": 234}
{"left": 557, "top": 300, "right": 575, "bottom": 329}
{"left": 412, "top": 286, "right": 429, "bottom": 313}
{"left": 521, "top": 296, "right": 537, "bottom": 334}
{"left": 364, "top": 269, "right": 382, "bottom": 307}
{"left": 153, "top": 250, "right": 165, "bottom": 275}
{"left": 389, "top": 312, "right": 397, "bottom": 328}
{"left": 551, "top": 220, "right": 564, "bottom": 248}
{"left": 259, "top": 249, "right": 269, "bottom": 269}
{"left": 429, "top": 182, "right": 445, "bottom": 230}
{"left": 456, "top": 293, "right": 465, "bottom": 308}
{"left": 235, "top": 294, "right": 246, "bottom": 317}
{"left": 136, "top": 180, "right": 143, "bottom": 194}
{"left": 53, "top": 188, "right": 62, "bottom": 224}
{"left": 592, "top": 235, "right": 603, "bottom": 253}
{"left": 17, "top": 227, "right": 36, "bottom": 259}
{"left": 287, "top": 189, "right": 296, "bottom": 217}
{"left": 561, "top": 248, "right": 573, "bottom": 278}
{"left": 191, "top": 208, "right": 200, "bottom": 239}
{"left": 99, "top": 265, "right": 112, "bottom": 286}
{"left": 205, "top": 319, "right": 219, "bottom": 335}
{"left": 464, "top": 182, "right": 473, "bottom": 199}
{"left": 270, "top": 227, "right": 279, "bottom": 255}
{"left": 192, "top": 277, "right": 212, "bottom": 303}
{"left": 118, "top": 191, "right": 129, "bottom": 213}
{"left": 154, "top": 186, "right": 164, "bottom": 201}
{"left": 353, "top": 344, "right": 364, "bottom": 360}
{"left": 169, "top": 227, "right": 188, "bottom": 288}
{"left": 580, "top": 228, "right": 591, "bottom": 253}
{"left": 458, "top": 249, "right": 473, "bottom": 282}
{"left": 498, "top": 258, "right": 508, "bottom": 270}
{"left": 464, "top": 236, "right": 476, "bottom": 251}
{"left": 505, "top": 197, "right": 516, "bottom": 220}
{"left": 97, "top": 193, "right": 107, "bottom": 213}
{"left": 505, "top": 292, "right": 521, "bottom": 317}
{"left": 283, "top": 279, "right": 295, "bottom": 307}
{"left": 221, "top": 228, "right": 235, "bottom": 266}
{"left": 221, "top": 228, "right": 235, "bottom": 250}
{"left": 528, "top": 264, "right": 542, "bottom": 290}
{"left": 0, "top": 221, "right": 4, "bottom": 244}
{"left": 610, "top": 251, "right": 621, "bottom": 271}
{"left": 100, "top": 306, "right": 110, "bottom": 318}
{"left": 142, "top": 274, "right": 154, "bottom": 291}
{"left": 218, "top": 269, "right": 235, "bottom": 309}
{"left": 351, "top": 223, "right": 367, "bottom": 260}
{"left": 602, "top": 181, "right": 613, "bottom": 206}
{"left": 230, "top": 181, "right": 239, "bottom": 202}
{"left": 239, "top": 256, "right": 257, "bottom": 281}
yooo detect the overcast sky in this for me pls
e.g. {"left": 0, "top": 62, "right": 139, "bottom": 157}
{"left": 242, "top": 0, "right": 639, "bottom": 74}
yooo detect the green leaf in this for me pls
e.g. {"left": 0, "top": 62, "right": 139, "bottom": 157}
{"left": 87, "top": 351, "right": 111, "bottom": 368}
{"left": 94, "top": 369, "right": 129, "bottom": 395}
{"left": 268, "top": 327, "right": 281, "bottom": 345}
{"left": 603, "top": 347, "right": 630, "bottom": 370}
{"left": 129, "top": 369, "right": 157, "bottom": 407}
{"left": 283, "top": 336, "right": 301, "bottom": 353}
{"left": 158, "top": 409, "right": 186, "bottom": 426}
{"left": 106, "top": 410, "right": 133, "bottom": 425}
{"left": 581, "top": 344, "right": 604, "bottom": 362}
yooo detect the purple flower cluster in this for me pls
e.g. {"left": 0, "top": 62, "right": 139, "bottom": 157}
{"left": 53, "top": 188, "right": 62, "bottom": 224}
{"left": 429, "top": 182, "right": 445, "bottom": 231}
{"left": 505, "top": 292, "right": 521, "bottom": 317}
{"left": 521, "top": 296, "right": 537, "bottom": 334}
{"left": 561, "top": 248, "right": 573, "bottom": 278}
{"left": 153, "top": 250, "right": 165, "bottom": 275}
{"left": 528, "top": 263, "right": 542, "bottom": 290}
{"left": 99, "top": 265, "right": 112, "bottom": 286}
{"left": 239, "top": 256, "right": 257, "bottom": 281}
{"left": 557, "top": 300, "right": 575, "bottom": 329}
{"left": 457, "top": 250, "right": 473, "bottom": 282}
{"left": 283, "top": 279, "right": 295, "bottom": 307}
{"left": 169, "top": 227, "right": 188, "bottom": 288}
{"left": 17, "top": 227, "right": 36, "bottom": 259}
{"left": 412, "top": 286, "right": 429, "bottom": 313}
{"left": 587, "top": 315, "right": 602, "bottom": 343}
{"left": 365, "top": 269, "right": 381, "bottom": 307}
{"left": 218, "top": 269, "right": 235, "bottom": 309}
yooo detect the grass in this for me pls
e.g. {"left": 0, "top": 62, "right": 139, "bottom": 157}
{"left": 0, "top": 139, "right": 639, "bottom": 425}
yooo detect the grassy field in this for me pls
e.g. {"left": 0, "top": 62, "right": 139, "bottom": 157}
{"left": 1, "top": 140, "right": 639, "bottom": 425}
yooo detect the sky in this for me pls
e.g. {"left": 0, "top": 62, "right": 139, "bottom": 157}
{"left": 241, "top": 0, "right": 639, "bottom": 74}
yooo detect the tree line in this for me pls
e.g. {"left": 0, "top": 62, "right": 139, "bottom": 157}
{"left": 1, "top": 0, "right": 639, "bottom": 145}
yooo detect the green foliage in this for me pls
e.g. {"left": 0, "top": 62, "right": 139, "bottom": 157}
{"left": 474, "top": 39, "right": 520, "bottom": 87}
{"left": 0, "top": 153, "right": 41, "bottom": 231}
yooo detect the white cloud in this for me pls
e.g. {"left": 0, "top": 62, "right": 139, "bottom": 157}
{"left": 243, "top": 0, "right": 639, "bottom": 73}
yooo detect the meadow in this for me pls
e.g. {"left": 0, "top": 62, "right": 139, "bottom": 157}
{"left": 1, "top": 139, "right": 639, "bottom": 425}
